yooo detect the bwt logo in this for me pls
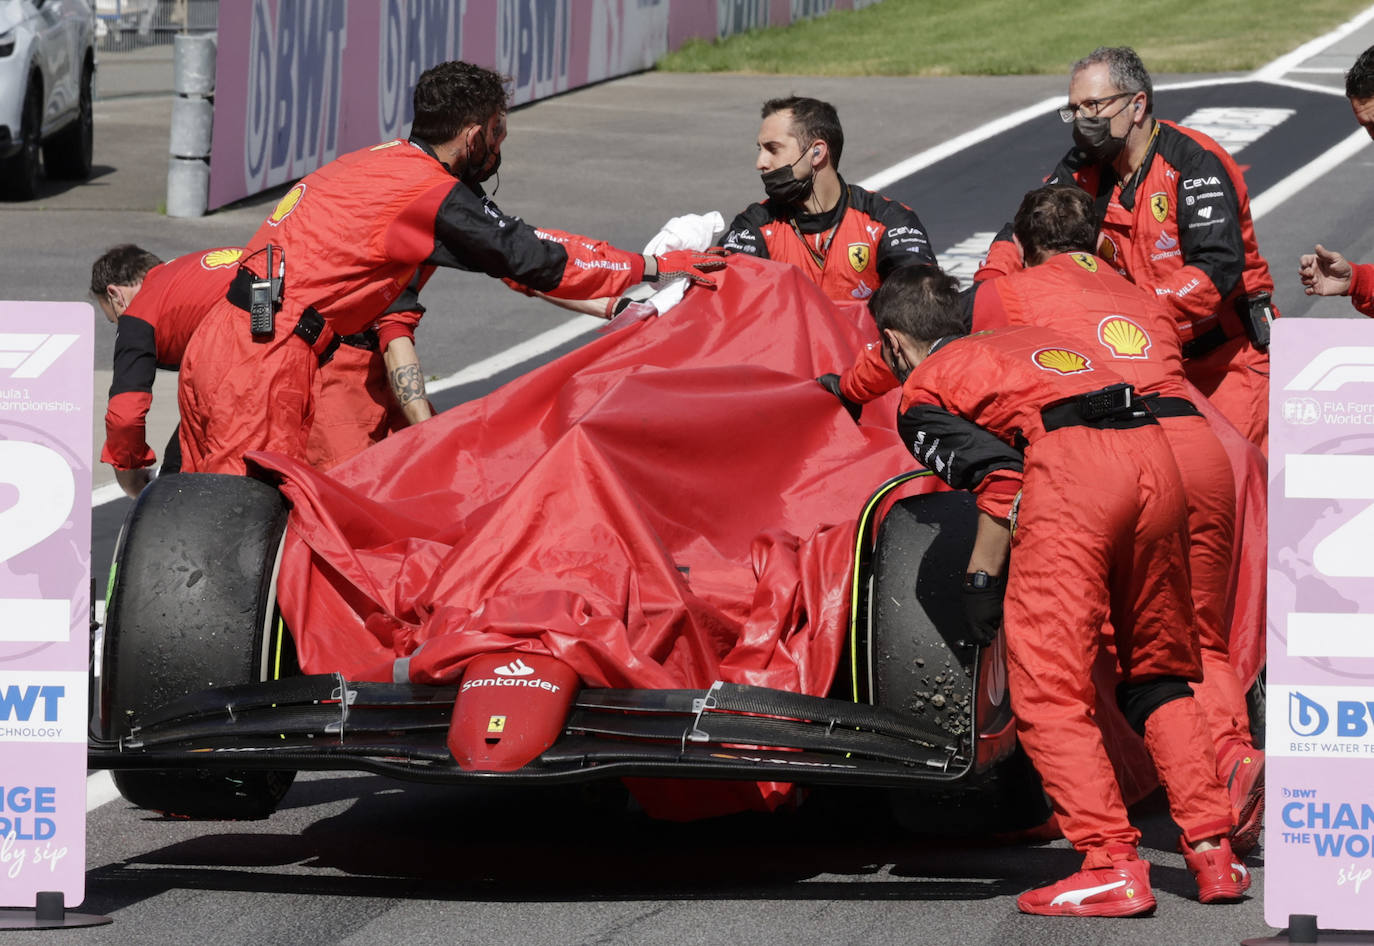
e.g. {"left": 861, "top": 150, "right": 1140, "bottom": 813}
{"left": 1283, "top": 397, "right": 1321, "bottom": 425}
{"left": 377, "top": 0, "right": 465, "bottom": 140}
{"left": 1287, "top": 346, "right": 1374, "bottom": 391}
{"left": 1288, "top": 690, "right": 1374, "bottom": 738}
{"left": 244, "top": 0, "right": 348, "bottom": 190}
{"left": 0, "top": 334, "right": 79, "bottom": 379}
{"left": 0, "top": 685, "right": 64, "bottom": 722}
{"left": 497, "top": 0, "right": 571, "bottom": 104}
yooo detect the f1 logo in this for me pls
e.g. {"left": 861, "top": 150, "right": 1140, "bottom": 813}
{"left": 1286, "top": 346, "right": 1374, "bottom": 391}
{"left": 0, "top": 333, "right": 79, "bottom": 379}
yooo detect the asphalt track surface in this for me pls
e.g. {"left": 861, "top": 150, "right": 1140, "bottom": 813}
{"left": 6, "top": 13, "right": 1374, "bottom": 945}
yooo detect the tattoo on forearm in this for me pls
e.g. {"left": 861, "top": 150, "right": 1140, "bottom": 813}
{"left": 390, "top": 364, "right": 426, "bottom": 406}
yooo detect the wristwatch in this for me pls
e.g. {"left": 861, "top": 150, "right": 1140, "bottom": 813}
{"left": 963, "top": 570, "right": 994, "bottom": 590}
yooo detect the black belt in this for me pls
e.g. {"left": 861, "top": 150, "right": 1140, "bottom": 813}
{"left": 337, "top": 329, "right": 380, "bottom": 351}
{"left": 1146, "top": 396, "right": 1202, "bottom": 419}
{"left": 1041, "top": 384, "right": 1158, "bottom": 432}
{"left": 1182, "top": 294, "right": 1256, "bottom": 359}
{"left": 1181, "top": 323, "right": 1232, "bottom": 359}
{"left": 226, "top": 268, "right": 340, "bottom": 365}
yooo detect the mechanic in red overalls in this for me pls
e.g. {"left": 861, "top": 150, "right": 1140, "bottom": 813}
{"left": 977, "top": 47, "right": 1276, "bottom": 455}
{"left": 302, "top": 266, "right": 435, "bottom": 471}
{"left": 720, "top": 96, "right": 937, "bottom": 304}
{"left": 177, "top": 61, "right": 720, "bottom": 475}
{"left": 93, "top": 245, "right": 435, "bottom": 489}
{"left": 871, "top": 264, "right": 1246, "bottom": 916}
{"left": 1300, "top": 45, "right": 1374, "bottom": 314}
{"left": 967, "top": 184, "right": 1264, "bottom": 855}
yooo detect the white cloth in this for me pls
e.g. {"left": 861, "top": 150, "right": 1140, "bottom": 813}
{"left": 637, "top": 212, "right": 725, "bottom": 316}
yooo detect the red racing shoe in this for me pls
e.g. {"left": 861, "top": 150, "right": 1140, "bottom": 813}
{"left": 1182, "top": 837, "right": 1251, "bottom": 903}
{"left": 1219, "top": 742, "right": 1265, "bottom": 855}
{"left": 1016, "top": 858, "right": 1156, "bottom": 917}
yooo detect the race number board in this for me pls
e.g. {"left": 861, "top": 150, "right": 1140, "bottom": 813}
{"left": 1268, "top": 317, "right": 1374, "bottom": 930}
{"left": 0, "top": 303, "right": 93, "bottom": 906}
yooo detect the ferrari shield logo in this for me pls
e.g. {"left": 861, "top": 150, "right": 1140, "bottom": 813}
{"left": 487, "top": 715, "right": 506, "bottom": 734}
{"left": 1150, "top": 192, "right": 1169, "bottom": 223}
{"left": 847, "top": 243, "right": 871, "bottom": 273}
{"left": 1070, "top": 252, "right": 1098, "bottom": 272}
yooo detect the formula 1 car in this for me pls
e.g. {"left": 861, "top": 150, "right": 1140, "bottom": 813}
{"left": 88, "top": 468, "right": 1048, "bottom": 832}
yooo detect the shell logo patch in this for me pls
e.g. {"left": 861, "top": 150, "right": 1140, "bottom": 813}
{"left": 1097, "top": 234, "right": 1118, "bottom": 262}
{"left": 1099, "top": 316, "right": 1152, "bottom": 359}
{"left": 200, "top": 247, "right": 244, "bottom": 270}
{"left": 370, "top": 139, "right": 403, "bottom": 151}
{"left": 1070, "top": 252, "right": 1098, "bottom": 272}
{"left": 1150, "top": 192, "right": 1169, "bottom": 223}
{"left": 487, "top": 715, "right": 506, "bottom": 734}
{"left": 268, "top": 183, "right": 306, "bottom": 226}
{"left": 1033, "top": 347, "right": 1092, "bottom": 375}
{"left": 847, "top": 243, "right": 871, "bottom": 273}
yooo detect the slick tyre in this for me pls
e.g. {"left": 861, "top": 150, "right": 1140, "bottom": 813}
{"left": 0, "top": 78, "right": 43, "bottom": 199}
{"left": 868, "top": 491, "right": 1048, "bottom": 835}
{"left": 101, "top": 473, "right": 296, "bottom": 819}
{"left": 43, "top": 60, "right": 94, "bottom": 180}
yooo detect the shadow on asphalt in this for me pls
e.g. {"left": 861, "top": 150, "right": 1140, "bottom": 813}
{"left": 79, "top": 777, "right": 1259, "bottom": 913}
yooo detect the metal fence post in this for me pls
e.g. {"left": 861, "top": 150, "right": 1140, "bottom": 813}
{"left": 166, "top": 32, "right": 216, "bottom": 218}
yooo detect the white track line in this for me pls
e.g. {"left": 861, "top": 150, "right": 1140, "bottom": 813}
{"left": 426, "top": 314, "right": 605, "bottom": 393}
{"left": 1253, "top": 4, "right": 1374, "bottom": 82}
{"left": 1250, "top": 128, "right": 1371, "bottom": 220}
{"left": 87, "top": 770, "right": 120, "bottom": 811}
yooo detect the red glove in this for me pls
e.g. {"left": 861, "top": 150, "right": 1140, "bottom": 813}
{"left": 651, "top": 250, "right": 727, "bottom": 290}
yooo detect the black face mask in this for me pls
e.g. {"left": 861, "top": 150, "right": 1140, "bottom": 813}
{"left": 881, "top": 334, "right": 912, "bottom": 384}
{"left": 761, "top": 146, "right": 816, "bottom": 205}
{"left": 1072, "top": 114, "right": 1127, "bottom": 164}
{"left": 461, "top": 128, "right": 502, "bottom": 185}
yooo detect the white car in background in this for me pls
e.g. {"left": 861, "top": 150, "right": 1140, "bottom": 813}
{"left": 0, "top": 0, "right": 96, "bottom": 199}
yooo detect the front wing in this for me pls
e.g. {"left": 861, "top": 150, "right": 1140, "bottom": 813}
{"left": 87, "top": 674, "right": 983, "bottom": 789}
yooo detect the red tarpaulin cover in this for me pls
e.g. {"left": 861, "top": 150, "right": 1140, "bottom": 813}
{"left": 247, "top": 255, "right": 1266, "bottom": 821}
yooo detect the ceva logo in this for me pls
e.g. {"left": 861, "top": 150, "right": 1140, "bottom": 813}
{"left": 0, "top": 334, "right": 78, "bottom": 379}
{"left": 0, "top": 685, "right": 64, "bottom": 722}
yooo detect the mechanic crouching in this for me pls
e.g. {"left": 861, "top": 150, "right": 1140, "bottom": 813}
{"left": 866, "top": 265, "right": 1248, "bottom": 917}
{"left": 966, "top": 184, "right": 1264, "bottom": 856}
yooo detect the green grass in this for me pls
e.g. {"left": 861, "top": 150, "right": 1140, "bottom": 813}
{"left": 657, "top": 0, "right": 1372, "bottom": 76}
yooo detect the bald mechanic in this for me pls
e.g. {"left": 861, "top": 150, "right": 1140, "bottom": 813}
{"left": 177, "top": 60, "right": 721, "bottom": 475}
{"left": 968, "top": 185, "right": 1264, "bottom": 855}
{"left": 978, "top": 46, "right": 1277, "bottom": 455}
{"left": 871, "top": 265, "right": 1247, "bottom": 916}
{"left": 93, "top": 246, "right": 434, "bottom": 494}
{"left": 720, "top": 96, "right": 937, "bottom": 303}
{"left": 1300, "top": 45, "right": 1374, "bottom": 313}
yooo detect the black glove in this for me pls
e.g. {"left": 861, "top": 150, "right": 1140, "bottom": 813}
{"left": 962, "top": 571, "right": 1005, "bottom": 645}
{"left": 816, "top": 373, "right": 863, "bottom": 422}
